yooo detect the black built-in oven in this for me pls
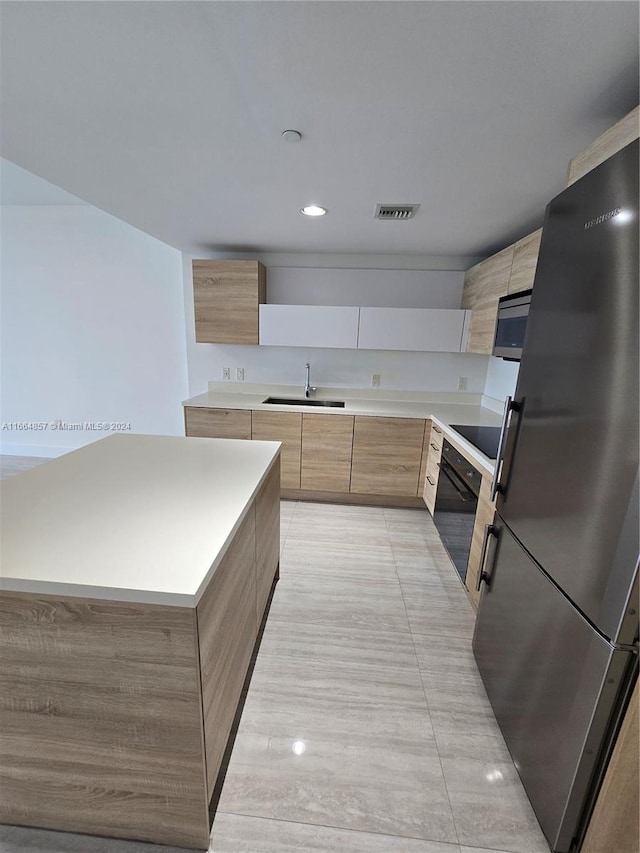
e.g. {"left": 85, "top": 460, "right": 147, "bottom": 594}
{"left": 433, "top": 439, "right": 482, "bottom": 582}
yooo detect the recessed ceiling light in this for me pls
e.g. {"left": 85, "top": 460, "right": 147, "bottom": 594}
{"left": 282, "top": 129, "right": 302, "bottom": 142}
{"left": 300, "top": 205, "right": 327, "bottom": 217}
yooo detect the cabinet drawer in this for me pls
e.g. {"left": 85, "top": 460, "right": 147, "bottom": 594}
{"left": 430, "top": 423, "right": 444, "bottom": 450}
{"left": 427, "top": 453, "right": 441, "bottom": 483}
{"left": 184, "top": 407, "right": 252, "bottom": 440}
{"left": 423, "top": 471, "right": 438, "bottom": 515}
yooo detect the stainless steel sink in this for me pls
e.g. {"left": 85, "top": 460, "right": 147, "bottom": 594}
{"left": 262, "top": 397, "right": 345, "bottom": 408}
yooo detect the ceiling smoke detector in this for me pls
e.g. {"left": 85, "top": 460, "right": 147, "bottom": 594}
{"left": 374, "top": 204, "right": 420, "bottom": 220}
{"left": 282, "top": 129, "right": 302, "bottom": 142}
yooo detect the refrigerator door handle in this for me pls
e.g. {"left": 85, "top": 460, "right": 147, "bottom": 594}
{"left": 476, "top": 523, "right": 499, "bottom": 591}
{"left": 490, "top": 396, "right": 520, "bottom": 501}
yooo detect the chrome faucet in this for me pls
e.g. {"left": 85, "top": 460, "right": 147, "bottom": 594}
{"left": 304, "top": 362, "right": 317, "bottom": 398}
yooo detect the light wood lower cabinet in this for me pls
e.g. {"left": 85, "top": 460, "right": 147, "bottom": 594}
{"left": 251, "top": 410, "right": 302, "bottom": 489}
{"left": 465, "top": 473, "right": 496, "bottom": 609}
{"left": 301, "top": 414, "right": 354, "bottom": 492}
{"left": 184, "top": 406, "right": 252, "bottom": 440}
{"left": 185, "top": 407, "right": 430, "bottom": 504}
{"left": 350, "top": 416, "right": 426, "bottom": 496}
{"left": 422, "top": 435, "right": 442, "bottom": 517}
{"left": 581, "top": 680, "right": 639, "bottom": 853}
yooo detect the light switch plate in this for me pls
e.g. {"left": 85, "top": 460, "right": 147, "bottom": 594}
{"left": 371, "top": 373, "right": 381, "bottom": 387}
{"left": 236, "top": 368, "right": 245, "bottom": 381}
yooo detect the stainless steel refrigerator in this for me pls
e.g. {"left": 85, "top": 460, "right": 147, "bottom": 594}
{"left": 473, "top": 139, "right": 639, "bottom": 853}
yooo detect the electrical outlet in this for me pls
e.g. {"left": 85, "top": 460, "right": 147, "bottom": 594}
{"left": 236, "top": 368, "right": 245, "bottom": 381}
{"left": 457, "top": 376, "right": 468, "bottom": 391}
{"left": 371, "top": 373, "right": 381, "bottom": 387}
{"left": 222, "top": 367, "right": 230, "bottom": 380}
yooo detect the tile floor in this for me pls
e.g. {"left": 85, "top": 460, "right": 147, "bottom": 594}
{"left": 0, "top": 461, "right": 550, "bottom": 853}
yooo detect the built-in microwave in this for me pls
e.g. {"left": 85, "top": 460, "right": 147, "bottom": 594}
{"left": 493, "top": 289, "right": 532, "bottom": 361}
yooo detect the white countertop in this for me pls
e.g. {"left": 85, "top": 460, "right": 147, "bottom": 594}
{"left": 0, "top": 434, "right": 280, "bottom": 607}
{"left": 183, "top": 383, "right": 502, "bottom": 473}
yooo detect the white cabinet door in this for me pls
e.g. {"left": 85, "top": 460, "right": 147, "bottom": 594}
{"left": 357, "top": 307, "right": 471, "bottom": 352}
{"left": 259, "top": 305, "right": 360, "bottom": 348}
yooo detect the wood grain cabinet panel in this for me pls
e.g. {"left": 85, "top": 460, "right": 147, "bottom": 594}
{"left": 581, "top": 680, "right": 639, "bottom": 853}
{"left": 463, "top": 245, "right": 514, "bottom": 354}
{"left": 508, "top": 229, "right": 543, "bottom": 294}
{"left": 185, "top": 406, "right": 252, "bottom": 440}
{"left": 301, "top": 414, "right": 354, "bottom": 492}
{"left": 193, "top": 260, "right": 266, "bottom": 344}
{"left": 418, "top": 420, "right": 433, "bottom": 493}
{"left": 565, "top": 106, "right": 639, "bottom": 187}
{"left": 465, "top": 473, "right": 496, "bottom": 610}
{"left": 251, "top": 411, "right": 302, "bottom": 489}
{"left": 197, "top": 508, "right": 257, "bottom": 798}
{"left": 255, "top": 459, "right": 280, "bottom": 622}
{"left": 350, "top": 416, "right": 426, "bottom": 496}
{"left": 422, "top": 430, "right": 443, "bottom": 516}
{"left": 0, "top": 458, "right": 281, "bottom": 850}
{"left": 0, "top": 593, "right": 210, "bottom": 849}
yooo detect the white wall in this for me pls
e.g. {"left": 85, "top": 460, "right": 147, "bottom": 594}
{"left": 483, "top": 356, "right": 519, "bottom": 404}
{"left": 183, "top": 254, "right": 489, "bottom": 395}
{"left": 1, "top": 205, "right": 188, "bottom": 456}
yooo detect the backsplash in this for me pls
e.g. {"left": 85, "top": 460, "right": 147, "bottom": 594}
{"left": 187, "top": 342, "right": 491, "bottom": 396}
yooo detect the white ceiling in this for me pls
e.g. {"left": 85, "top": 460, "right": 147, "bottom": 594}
{"left": 1, "top": 2, "right": 638, "bottom": 258}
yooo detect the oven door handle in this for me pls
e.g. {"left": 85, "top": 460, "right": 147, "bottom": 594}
{"left": 440, "top": 463, "right": 475, "bottom": 502}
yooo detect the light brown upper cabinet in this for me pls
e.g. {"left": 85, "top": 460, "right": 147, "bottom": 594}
{"left": 184, "top": 407, "right": 252, "bottom": 439}
{"left": 565, "top": 106, "right": 639, "bottom": 188}
{"left": 508, "top": 229, "right": 543, "bottom": 294}
{"left": 251, "top": 410, "right": 302, "bottom": 490}
{"left": 301, "top": 414, "right": 354, "bottom": 492}
{"left": 193, "top": 260, "right": 266, "bottom": 344}
{"left": 462, "top": 245, "right": 514, "bottom": 355}
{"left": 350, "top": 416, "right": 426, "bottom": 496}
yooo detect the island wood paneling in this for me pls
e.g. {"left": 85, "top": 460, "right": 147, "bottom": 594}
{"left": 581, "top": 681, "right": 639, "bottom": 853}
{"left": 185, "top": 406, "right": 252, "bottom": 440}
{"left": 193, "top": 260, "right": 266, "bottom": 344}
{"left": 251, "top": 410, "right": 302, "bottom": 489}
{"left": 565, "top": 106, "right": 639, "bottom": 188}
{"left": 0, "top": 592, "right": 210, "bottom": 849}
{"left": 301, "top": 413, "right": 354, "bottom": 492}
{"left": 255, "top": 459, "right": 280, "bottom": 622}
{"left": 508, "top": 229, "right": 543, "bottom": 294}
{"left": 350, "top": 416, "right": 426, "bottom": 496}
{"left": 196, "top": 509, "right": 257, "bottom": 799}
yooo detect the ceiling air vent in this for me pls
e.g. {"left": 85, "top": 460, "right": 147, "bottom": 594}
{"left": 374, "top": 203, "right": 420, "bottom": 221}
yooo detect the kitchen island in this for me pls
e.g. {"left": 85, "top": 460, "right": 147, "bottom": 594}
{"left": 0, "top": 434, "right": 281, "bottom": 850}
